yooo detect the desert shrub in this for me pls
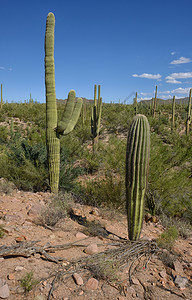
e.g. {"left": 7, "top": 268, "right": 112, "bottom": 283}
{"left": 37, "top": 192, "right": 74, "bottom": 227}
{"left": 20, "top": 271, "right": 39, "bottom": 293}
{"left": 81, "top": 172, "right": 125, "bottom": 208}
{"left": 0, "top": 225, "right": 5, "bottom": 238}
{"left": 157, "top": 226, "right": 179, "bottom": 250}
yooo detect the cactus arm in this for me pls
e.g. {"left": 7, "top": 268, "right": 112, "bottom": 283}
{"left": 45, "top": 12, "right": 60, "bottom": 194}
{"left": 62, "top": 97, "right": 83, "bottom": 135}
{"left": 57, "top": 90, "right": 76, "bottom": 134}
{"left": 126, "top": 114, "right": 150, "bottom": 240}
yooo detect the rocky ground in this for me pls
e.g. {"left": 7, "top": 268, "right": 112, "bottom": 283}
{"left": 0, "top": 187, "right": 192, "bottom": 300}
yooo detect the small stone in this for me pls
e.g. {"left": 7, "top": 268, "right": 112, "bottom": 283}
{"left": 159, "top": 270, "right": 167, "bottom": 278}
{"left": 153, "top": 268, "right": 158, "bottom": 273}
{"left": 85, "top": 278, "right": 99, "bottom": 290}
{"left": 90, "top": 208, "right": 100, "bottom": 216}
{"left": 73, "top": 273, "right": 84, "bottom": 285}
{"left": 15, "top": 235, "right": 27, "bottom": 243}
{"left": 168, "top": 280, "right": 175, "bottom": 287}
{"left": 131, "top": 277, "right": 140, "bottom": 285}
{"left": 79, "top": 291, "right": 84, "bottom": 295}
{"left": 15, "top": 266, "right": 24, "bottom": 272}
{"left": 75, "top": 232, "right": 88, "bottom": 239}
{"left": 173, "top": 260, "right": 184, "bottom": 275}
{"left": 84, "top": 243, "right": 98, "bottom": 255}
{"left": 33, "top": 295, "right": 46, "bottom": 300}
{"left": 0, "top": 280, "right": 9, "bottom": 299}
{"left": 50, "top": 234, "right": 55, "bottom": 239}
{"left": 174, "top": 275, "right": 188, "bottom": 289}
{"left": 0, "top": 258, "right": 4, "bottom": 262}
{"left": 7, "top": 274, "right": 15, "bottom": 280}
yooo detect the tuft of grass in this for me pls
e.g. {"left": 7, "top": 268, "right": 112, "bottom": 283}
{"left": 157, "top": 225, "right": 179, "bottom": 250}
{"left": 0, "top": 225, "right": 5, "bottom": 238}
{"left": 20, "top": 271, "right": 39, "bottom": 293}
{"left": 37, "top": 192, "right": 74, "bottom": 227}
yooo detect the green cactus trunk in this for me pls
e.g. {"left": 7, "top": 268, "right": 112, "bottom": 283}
{"left": 133, "top": 92, "right": 138, "bottom": 115}
{"left": 45, "top": 12, "right": 60, "bottom": 194}
{"left": 45, "top": 13, "right": 82, "bottom": 193}
{"left": 1, "top": 84, "right": 3, "bottom": 109}
{"left": 186, "top": 89, "right": 192, "bottom": 135}
{"left": 153, "top": 86, "right": 157, "bottom": 117}
{"left": 125, "top": 114, "right": 150, "bottom": 241}
{"left": 172, "top": 95, "right": 175, "bottom": 129}
{"left": 91, "top": 84, "right": 102, "bottom": 152}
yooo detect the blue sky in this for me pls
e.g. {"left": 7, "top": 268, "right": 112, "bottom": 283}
{"left": 1, "top": 0, "right": 192, "bottom": 103}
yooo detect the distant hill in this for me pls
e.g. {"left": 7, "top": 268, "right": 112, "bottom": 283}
{"left": 140, "top": 97, "right": 189, "bottom": 106}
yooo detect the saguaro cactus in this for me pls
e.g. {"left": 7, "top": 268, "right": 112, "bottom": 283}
{"left": 153, "top": 85, "right": 158, "bottom": 117}
{"left": 1, "top": 84, "right": 3, "bottom": 109}
{"left": 186, "top": 89, "right": 191, "bottom": 135}
{"left": 133, "top": 92, "right": 138, "bottom": 115}
{"left": 91, "top": 84, "right": 102, "bottom": 152}
{"left": 172, "top": 95, "right": 176, "bottom": 129}
{"left": 125, "top": 114, "right": 150, "bottom": 240}
{"left": 45, "top": 12, "right": 82, "bottom": 193}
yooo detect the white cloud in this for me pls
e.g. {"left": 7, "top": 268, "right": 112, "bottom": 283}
{"left": 170, "top": 56, "right": 191, "bottom": 65}
{"left": 0, "top": 66, "right": 5, "bottom": 70}
{"left": 0, "top": 66, "right": 12, "bottom": 71}
{"left": 171, "top": 51, "right": 176, "bottom": 55}
{"left": 132, "top": 73, "right": 162, "bottom": 80}
{"left": 171, "top": 87, "right": 190, "bottom": 94}
{"left": 165, "top": 72, "right": 192, "bottom": 83}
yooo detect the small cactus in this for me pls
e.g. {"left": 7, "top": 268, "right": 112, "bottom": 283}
{"left": 45, "top": 12, "right": 82, "bottom": 193}
{"left": 125, "top": 114, "right": 150, "bottom": 240}
{"left": 133, "top": 92, "right": 138, "bottom": 115}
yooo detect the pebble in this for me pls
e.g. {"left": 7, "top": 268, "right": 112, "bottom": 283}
{"left": 174, "top": 275, "right": 188, "bottom": 289}
{"left": 131, "top": 277, "right": 140, "bottom": 285}
{"left": 7, "top": 273, "right": 15, "bottom": 280}
{"left": 159, "top": 270, "right": 167, "bottom": 278}
{"left": 84, "top": 243, "right": 98, "bottom": 255}
{"left": 73, "top": 273, "right": 84, "bottom": 285}
{"left": 15, "top": 266, "right": 24, "bottom": 272}
{"left": 0, "top": 279, "right": 10, "bottom": 299}
{"left": 173, "top": 260, "right": 184, "bottom": 275}
{"left": 75, "top": 232, "right": 88, "bottom": 239}
{"left": 85, "top": 278, "right": 99, "bottom": 290}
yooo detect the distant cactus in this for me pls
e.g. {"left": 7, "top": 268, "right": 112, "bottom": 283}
{"left": 153, "top": 86, "right": 157, "bottom": 117}
{"left": 91, "top": 84, "right": 102, "bottom": 152}
{"left": 186, "top": 89, "right": 191, "bottom": 135}
{"left": 133, "top": 92, "right": 138, "bottom": 115}
{"left": 45, "top": 12, "right": 82, "bottom": 193}
{"left": 172, "top": 95, "right": 176, "bottom": 129}
{"left": 125, "top": 114, "right": 150, "bottom": 240}
{"left": 1, "top": 84, "right": 3, "bottom": 109}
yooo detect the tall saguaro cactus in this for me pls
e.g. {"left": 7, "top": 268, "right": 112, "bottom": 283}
{"left": 133, "top": 92, "right": 138, "bottom": 115}
{"left": 91, "top": 84, "right": 102, "bottom": 152}
{"left": 45, "top": 12, "right": 82, "bottom": 193}
{"left": 125, "top": 114, "right": 150, "bottom": 240}
{"left": 172, "top": 95, "right": 176, "bottom": 129}
{"left": 153, "top": 85, "right": 158, "bottom": 117}
{"left": 1, "top": 84, "right": 3, "bottom": 109}
{"left": 186, "top": 89, "right": 191, "bottom": 135}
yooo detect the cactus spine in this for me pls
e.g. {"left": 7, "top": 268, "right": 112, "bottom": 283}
{"left": 91, "top": 84, "right": 102, "bottom": 152}
{"left": 125, "top": 114, "right": 150, "bottom": 240}
{"left": 186, "top": 89, "right": 192, "bottom": 135}
{"left": 45, "top": 12, "right": 82, "bottom": 193}
{"left": 172, "top": 95, "right": 176, "bottom": 129}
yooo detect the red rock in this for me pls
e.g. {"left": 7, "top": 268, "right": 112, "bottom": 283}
{"left": 84, "top": 243, "right": 98, "bottom": 254}
{"left": 173, "top": 260, "right": 184, "bottom": 275}
{"left": 73, "top": 273, "right": 84, "bottom": 285}
{"left": 85, "top": 278, "right": 99, "bottom": 290}
{"left": 15, "top": 235, "right": 27, "bottom": 243}
{"left": 7, "top": 274, "right": 15, "bottom": 280}
{"left": 75, "top": 232, "right": 88, "bottom": 239}
{"left": 159, "top": 270, "right": 167, "bottom": 278}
